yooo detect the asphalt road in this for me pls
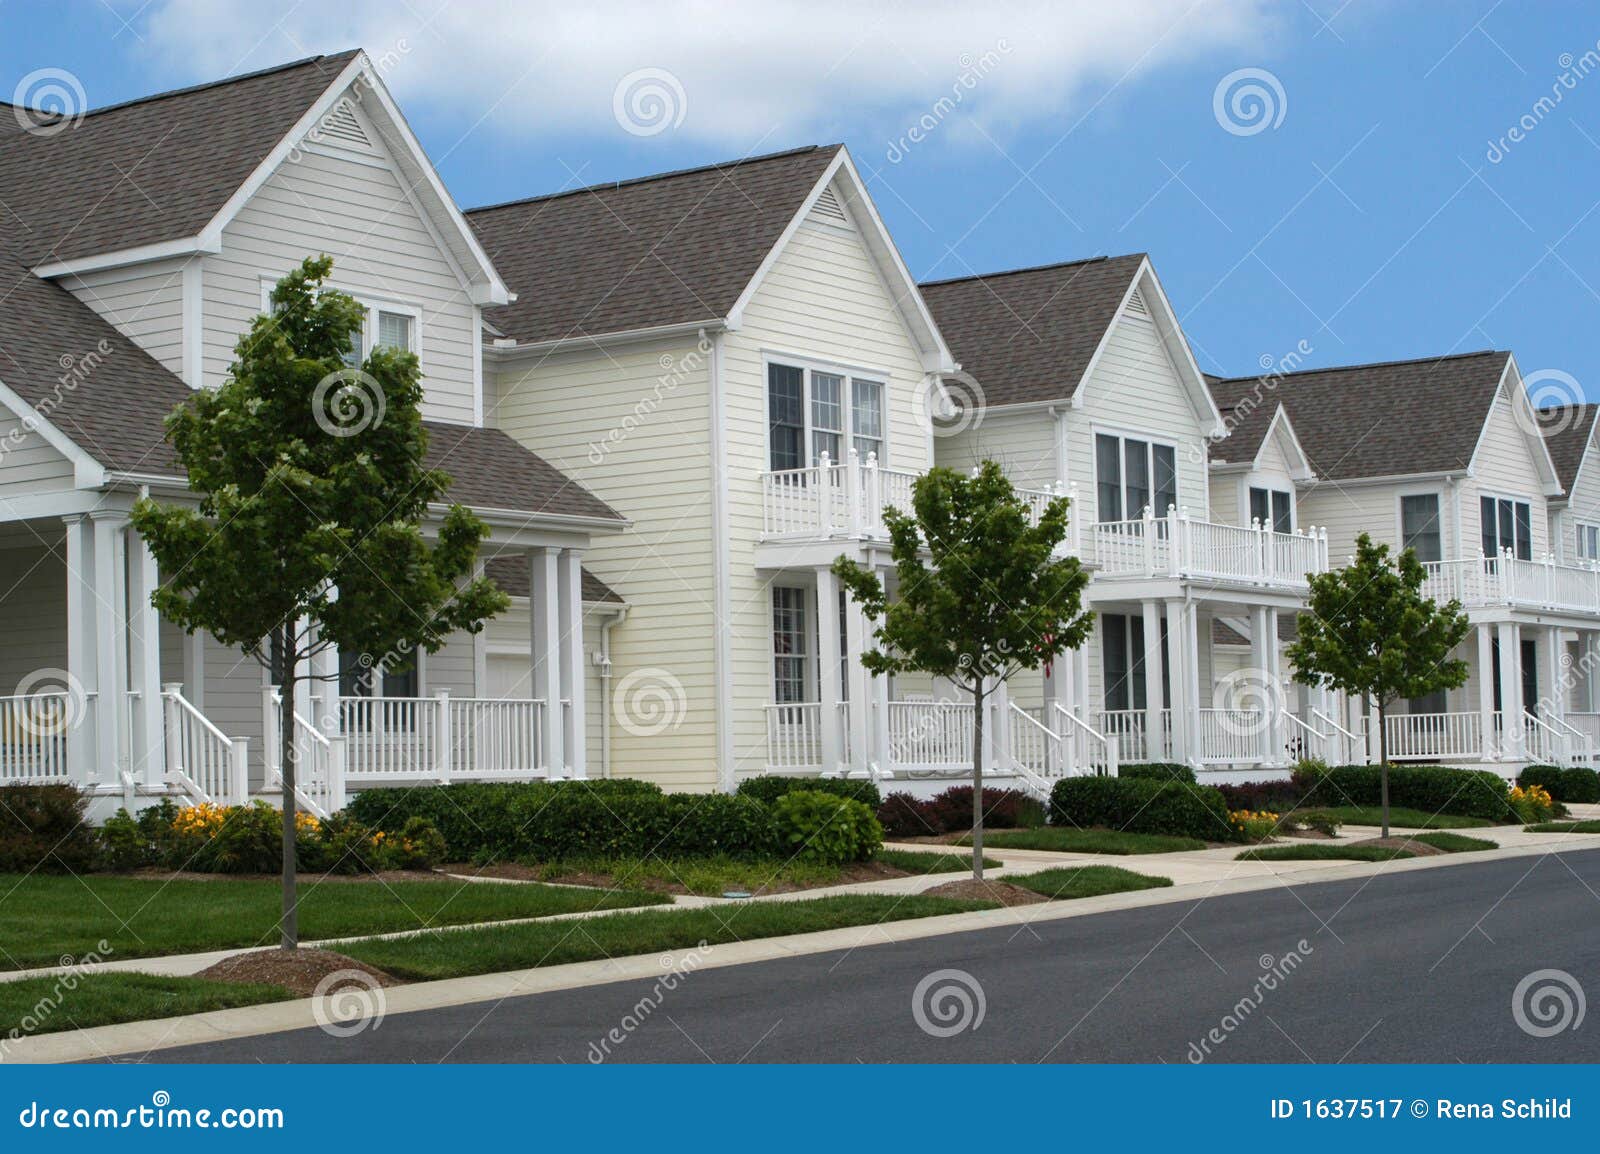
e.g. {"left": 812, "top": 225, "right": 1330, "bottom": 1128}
{"left": 135, "top": 848, "right": 1600, "bottom": 1064}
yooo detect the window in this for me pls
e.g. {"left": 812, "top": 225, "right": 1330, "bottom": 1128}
{"left": 1578, "top": 523, "right": 1600, "bottom": 562}
{"left": 1400, "top": 493, "right": 1442, "bottom": 563}
{"left": 1100, "top": 613, "right": 1169, "bottom": 712}
{"left": 772, "top": 587, "right": 810, "bottom": 703}
{"left": 339, "top": 649, "right": 417, "bottom": 698}
{"left": 375, "top": 311, "right": 413, "bottom": 351}
{"left": 1095, "top": 433, "right": 1177, "bottom": 522}
{"left": 1480, "top": 496, "right": 1532, "bottom": 560}
{"left": 767, "top": 361, "right": 887, "bottom": 469}
{"left": 1249, "top": 487, "right": 1294, "bottom": 534}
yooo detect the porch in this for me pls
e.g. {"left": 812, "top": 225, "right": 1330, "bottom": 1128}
{"left": 0, "top": 512, "right": 593, "bottom": 816}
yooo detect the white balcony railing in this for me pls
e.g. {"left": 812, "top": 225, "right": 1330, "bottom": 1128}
{"left": 0, "top": 691, "right": 83, "bottom": 784}
{"left": 1089, "top": 508, "right": 1328, "bottom": 588}
{"left": 1382, "top": 711, "right": 1485, "bottom": 761}
{"left": 1421, "top": 553, "right": 1600, "bottom": 616}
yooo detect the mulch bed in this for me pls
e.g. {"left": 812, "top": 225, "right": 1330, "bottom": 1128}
{"left": 921, "top": 879, "right": 1049, "bottom": 906}
{"left": 195, "top": 948, "right": 402, "bottom": 995}
{"left": 1348, "top": 836, "right": 1447, "bottom": 857}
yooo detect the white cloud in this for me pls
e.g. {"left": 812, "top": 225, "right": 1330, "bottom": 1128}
{"left": 133, "top": 0, "right": 1282, "bottom": 149}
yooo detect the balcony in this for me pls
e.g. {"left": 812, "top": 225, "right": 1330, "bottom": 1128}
{"left": 1086, "top": 509, "right": 1328, "bottom": 590}
{"left": 759, "top": 451, "right": 1057, "bottom": 544}
{"left": 1422, "top": 554, "right": 1600, "bottom": 616}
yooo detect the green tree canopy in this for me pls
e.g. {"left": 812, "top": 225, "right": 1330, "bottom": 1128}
{"left": 834, "top": 461, "right": 1093, "bottom": 877}
{"left": 1286, "top": 532, "right": 1470, "bottom": 835}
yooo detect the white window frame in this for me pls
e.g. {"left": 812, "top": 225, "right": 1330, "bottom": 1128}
{"left": 257, "top": 275, "right": 423, "bottom": 360}
{"left": 1090, "top": 424, "right": 1179, "bottom": 523}
{"left": 1394, "top": 487, "right": 1445, "bottom": 563}
{"left": 1478, "top": 489, "right": 1534, "bottom": 561}
{"left": 1577, "top": 521, "right": 1600, "bottom": 564}
{"left": 1246, "top": 481, "right": 1295, "bottom": 534}
{"left": 770, "top": 584, "right": 813, "bottom": 705}
{"left": 762, "top": 353, "right": 890, "bottom": 470}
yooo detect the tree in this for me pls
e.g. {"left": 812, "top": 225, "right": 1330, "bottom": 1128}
{"left": 131, "top": 256, "right": 508, "bottom": 949}
{"left": 1286, "top": 532, "right": 1470, "bottom": 837}
{"left": 833, "top": 461, "right": 1093, "bottom": 879}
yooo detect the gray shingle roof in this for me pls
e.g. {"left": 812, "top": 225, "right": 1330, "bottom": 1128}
{"left": 481, "top": 555, "right": 624, "bottom": 604}
{"left": 1203, "top": 374, "right": 1282, "bottom": 467}
{"left": 421, "top": 423, "right": 620, "bottom": 522}
{"left": 1207, "top": 351, "right": 1512, "bottom": 482}
{"left": 466, "top": 145, "right": 841, "bottom": 344}
{"left": 1539, "top": 403, "right": 1600, "bottom": 494}
{"left": 918, "top": 254, "right": 1146, "bottom": 408}
{"left": 0, "top": 52, "right": 359, "bottom": 267}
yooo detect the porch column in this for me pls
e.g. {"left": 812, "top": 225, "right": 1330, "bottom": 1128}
{"left": 62, "top": 516, "right": 97, "bottom": 784}
{"left": 307, "top": 619, "right": 338, "bottom": 737}
{"left": 558, "top": 549, "right": 586, "bottom": 779}
{"left": 1165, "top": 598, "right": 1189, "bottom": 763}
{"left": 529, "top": 547, "right": 564, "bottom": 774}
{"left": 1476, "top": 623, "right": 1496, "bottom": 760}
{"left": 1250, "top": 606, "right": 1272, "bottom": 764}
{"left": 90, "top": 511, "right": 128, "bottom": 784}
{"left": 1044, "top": 642, "right": 1074, "bottom": 773}
{"left": 1265, "top": 609, "right": 1284, "bottom": 765}
{"left": 844, "top": 570, "right": 871, "bottom": 773}
{"left": 1586, "top": 631, "right": 1600, "bottom": 712}
{"left": 1498, "top": 621, "right": 1522, "bottom": 759}
{"left": 125, "top": 529, "right": 165, "bottom": 788}
{"left": 1544, "top": 626, "right": 1565, "bottom": 725}
{"left": 1141, "top": 600, "right": 1164, "bottom": 762}
{"left": 815, "top": 566, "right": 843, "bottom": 773}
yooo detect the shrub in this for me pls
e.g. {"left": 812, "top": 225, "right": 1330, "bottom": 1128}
{"left": 1518, "top": 765, "right": 1600, "bottom": 804}
{"left": 877, "top": 792, "right": 939, "bottom": 838}
{"left": 374, "top": 816, "right": 449, "bottom": 871}
{"left": 736, "top": 775, "right": 882, "bottom": 810}
{"left": 922, "top": 786, "right": 1045, "bottom": 832}
{"left": 0, "top": 784, "right": 98, "bottom": 873}
{"left": 1216, "top": 779, "right": 1302, "bottom": 813}
{"left": 769, "top": 790, "right": 882, "bottom": 863}
{"left": 1050, "top": 777, "right": 1238, "bottom": 842}
{"left": 97, "top": 809, "right": 157, "bottom": 871}
{"left": 1118, "top": 762, "right": 1197, "bottom": 784}
{"left": 1291, "top": 762, "right": 1513, "bottom": 821}
{"left": 1229, "top": 809, "right": 1279, "bottom": 842}
{"left": 1508, "top": 784, "right": 1557, "bottom": 824}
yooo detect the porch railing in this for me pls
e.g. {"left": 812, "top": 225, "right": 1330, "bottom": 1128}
{"left": 1050, "top": 704, "right": 1118, "bottom": 776}
{"left": 0, "top": 691, "right": 84, "bottom": 784}
{"left": 885, "top": 699, "right": 974, "bottom": 771}
{"left": 451, "top": 698, "right": 543, "bottom": 777}
{"left": 765, "top": 703, "right": 823, "bottom": 769}
{"left": 1421, "top": 553, "right": 1600, "bottom": 616}
{"left": 1094, "top": 709, "right": 1171, "bottom": 763}
{"left": 1194, "top": 708, "right": 1264, "bottom": 764}
{"left": 1382, "top": 711, "right": 1485, "bottom": 761}
{"left": 162, "top": 686, "right": 249, "bottom": 805}
{"left": 1088, "top": 508, "right": 1326, "bottom": 588}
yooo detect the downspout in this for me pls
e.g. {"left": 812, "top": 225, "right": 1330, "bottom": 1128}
{"left": 597, "top": 605, "right": 627, "bottom": 778}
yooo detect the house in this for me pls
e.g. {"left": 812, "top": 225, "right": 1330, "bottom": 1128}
{"left": 922, "top": 256, "right": 1329, "bottom": 782}
{"left": 1210, "top": 350, "right": 1600, "bottom": 771}
{"left": 0, "top": 52, "right": 625, "bottom": 815}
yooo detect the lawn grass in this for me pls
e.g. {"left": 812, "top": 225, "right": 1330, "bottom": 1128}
{"left": 874, "top": 849, "right": 1001, "bottom": 874}
{"left": 1525, "top": 819, "right": 1600, "bottom": 833}
{"left": 0, "top": 874, "right": 666, "bottom": 970}
{"left": 1404, "top": 832, "right": 1498, "bottom": 853}
{"left": 0, "top": 972, "right": 291, "bottom": 1040}
{"left": 957, "top": 827, "right": 1206, "bottom": 854}
{"left": 1236, "top": 844, "right": 1415, "bottom": 862}
{"left": 1290, "top": 806, "right": 1493, "bottom": 830}
{"left": 1005, "top": 865, "right": 1173, "bottom": 900}
{"left": 341, "top": 894, "right": 996, "bottom": 982}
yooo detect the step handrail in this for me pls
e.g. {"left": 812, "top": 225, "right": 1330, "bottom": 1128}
{"left": 1050, "top": 702, "right": 1119, "bottom": 776}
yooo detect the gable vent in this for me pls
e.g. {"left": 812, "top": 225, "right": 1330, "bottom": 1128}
{"left": 1125, "top": 287, "right": 1149, "bottom": 317}
{"left": 808, "top": 186, "right": 850, "bottom": 227}
{"left": 311, "top": 100, "right": 374, "bottom": 151}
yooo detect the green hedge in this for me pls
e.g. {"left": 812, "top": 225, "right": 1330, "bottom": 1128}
{"left": 1291, "top": 763, "right": 1513, "bottom": 821}
{"left": 735, "top": 775, "right": 883, "bottom": 809}
{"left": 1050, "top": 777, "right": 1238, "bottom": 842}
{"left": 1518, "top": 765, "right": 1600, "bottom": 804}
{"left": 1116, "top": 763, "right": 1197, "bottom": 784}
{"left": 0, "top": 784, "right": 99, "bottom": 873}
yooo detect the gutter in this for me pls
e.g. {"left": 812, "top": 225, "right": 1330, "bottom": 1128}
{"left": 485, "top": 319, "right": 727, "bottom": 360}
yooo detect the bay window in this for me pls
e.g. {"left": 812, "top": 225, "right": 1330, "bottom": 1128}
{"left": 767, "top": 361, "right": 887, "bottom": 470}
{"left": 1095, "top": 433, "right": 1177, "bottom": 522}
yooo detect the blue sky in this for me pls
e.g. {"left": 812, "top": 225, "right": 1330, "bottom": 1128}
{"left": 6, "top": 1, "right": 1600, "bottom": 396}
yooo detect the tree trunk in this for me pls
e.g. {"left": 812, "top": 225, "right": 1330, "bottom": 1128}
{"left": 278, "top": 626, "right": 299, "bottom": 951}
{"left": 970, "top": 682, "right": 984, "bottom": 882}
{"left": 1376, "top": 698, "right": 1390, "bottom": 840}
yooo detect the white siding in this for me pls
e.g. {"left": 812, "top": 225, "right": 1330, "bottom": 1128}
{"left": 0, "top": 540, "right": 66, "bottom": 695}
{"left": 1555, "top": 424, "right": 1600, "bottom": 562}
{"left": 0, "top": 413, "right": 75, "bottom": 495}
{"left": 202, "top": 134, "right": 479, "bottom": 423}
{"left": 61, "top": 261, "right": 186, "bottom": 379}
{"left": 481, "top": 599, "right": 609, "bottom": 770}
{"left": 722, "top": 202, "right": 934, "bottom": 781}
{"left": 1463, "top": 389, "right": 1550, "bottom": 559}
{"left": 489, "top": 337, "right": 716, "bottom": 788}
{"left": 940, "top": 409, "right": 1058, "bottom": 491}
